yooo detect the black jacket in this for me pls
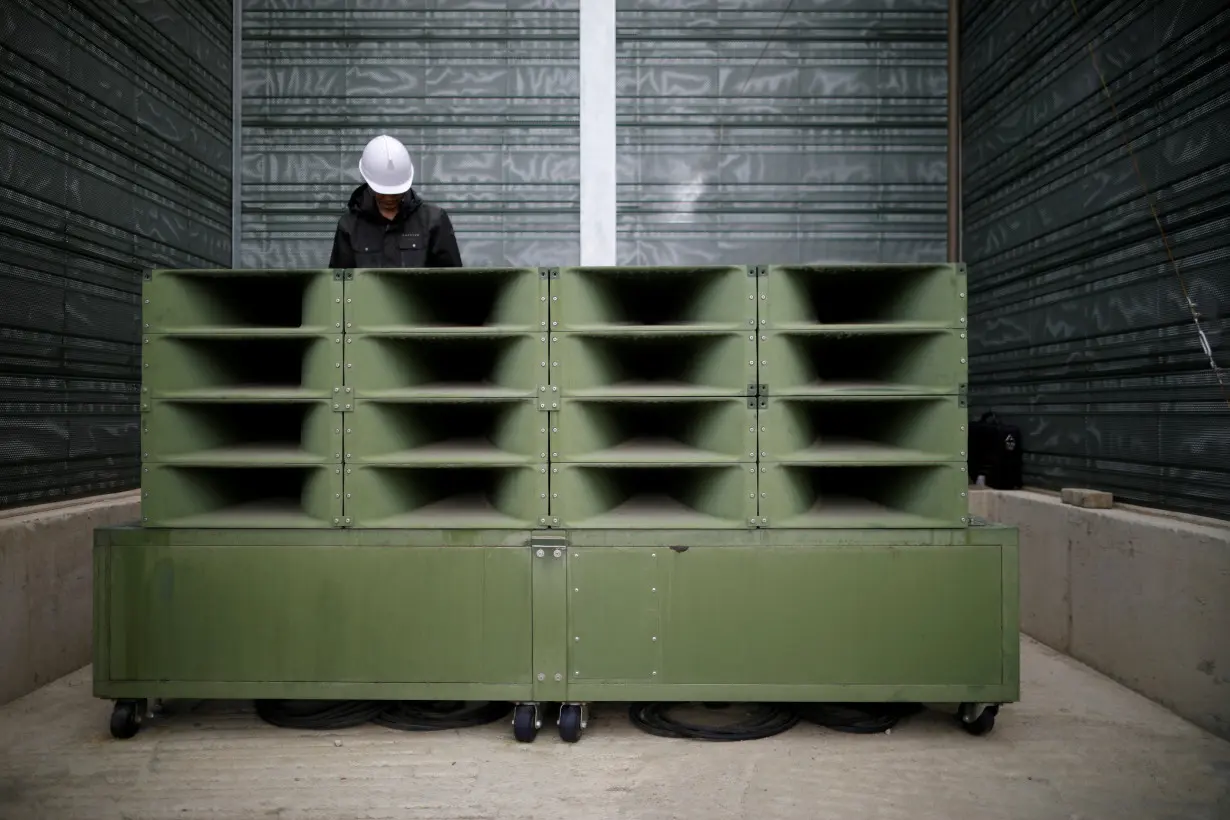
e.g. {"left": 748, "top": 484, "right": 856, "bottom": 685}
{"left": 328, "top": 184, "right": 463, "bottom": 268}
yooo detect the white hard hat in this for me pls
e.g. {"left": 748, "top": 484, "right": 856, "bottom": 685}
{"left": 359, "top": 135, "right": 414, "bottom": 195}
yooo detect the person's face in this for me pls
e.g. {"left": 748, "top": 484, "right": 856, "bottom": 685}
{"left": 375, "top": 192, "right": 403, "bottom": 212}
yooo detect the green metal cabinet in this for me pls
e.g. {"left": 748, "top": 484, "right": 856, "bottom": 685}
{"left": 94, "top": 524, "right": 1018, "bottom": 706}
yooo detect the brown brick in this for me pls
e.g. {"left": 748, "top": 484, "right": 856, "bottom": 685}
{"left": 1061, "top": 488, "right": 1114, "bottom": 509}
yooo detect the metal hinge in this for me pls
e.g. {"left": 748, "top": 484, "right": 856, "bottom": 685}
{"left": 332, "top": 386, "right": 353, "bottom": 411}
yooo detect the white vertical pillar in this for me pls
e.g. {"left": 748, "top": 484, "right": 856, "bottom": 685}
{"left": 579, "top": 0, "right": 617, "bottom": 266}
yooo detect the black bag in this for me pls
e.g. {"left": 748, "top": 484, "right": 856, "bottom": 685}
{"left": 969, "top": 411, "right": 1022, "bottom": 489}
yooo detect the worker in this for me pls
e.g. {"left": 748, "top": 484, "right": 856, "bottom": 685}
{"left": 328, "top": 134, "right": 463, "bottom": 268}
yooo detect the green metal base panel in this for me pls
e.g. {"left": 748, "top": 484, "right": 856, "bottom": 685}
{"left": 94, "top": 525, "right": 1018, "bottom": 704}
{"left": 94, "top": 535, "right": 533, "bottom": 700}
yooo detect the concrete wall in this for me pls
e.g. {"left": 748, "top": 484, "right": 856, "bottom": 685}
{"left": 971, "top": 489, "right": 1230, "bottom": 740}
{"left": 0, "top": 492, "right": 139, "bottom": 706}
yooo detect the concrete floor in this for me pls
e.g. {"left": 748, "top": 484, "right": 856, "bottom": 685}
{"left": 0, "top": 638, "right": 1227, "bottom": 820}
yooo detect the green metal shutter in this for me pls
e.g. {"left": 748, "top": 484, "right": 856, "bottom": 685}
{"left": 0, "top": 0, "right": 233, "bottom": 509}
{"left": 240, "top": 0, "right": 581, "bottom": 269}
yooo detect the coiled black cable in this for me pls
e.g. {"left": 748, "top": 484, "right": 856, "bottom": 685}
{"left": 254, "top": 699, "right": 384, "bottom": 730}
{"left": 795, "top": 702, "right": 923, "bottom": 734}
{"left": 373, "top": 701, "right": 512, "bottom": 732}
{"left": 628, "top": 702, "right": 800, "bottom": 741}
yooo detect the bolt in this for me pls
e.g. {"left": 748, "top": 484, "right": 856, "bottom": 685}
{"left": 651, "top": 587, "right": 656, "bottom": 593}
{"left": 651, "top": 636, "right": 657, "bottom": 642}
{"left": 575, "top": 636, "right": 580, "bottom": 642}
{"left": 553, "top": 549, "right": 562, "bottom": 558}
{"left": 536, "top": 549, "right": 545, "bottom": 557}
{"left": 537, "top": 673, "right": 545, "bottom": 681}
{"left": 554, "top": 673, "right": 562, "bottom": 681}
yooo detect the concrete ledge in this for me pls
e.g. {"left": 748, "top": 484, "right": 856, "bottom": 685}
{"left": 970, "top": 488, "right": 1230, "bottom": 740}
{"left": 0, "top": 491, "right": 140, "bottom": 706}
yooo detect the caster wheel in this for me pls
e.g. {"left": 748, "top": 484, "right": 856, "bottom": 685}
{"left": 110, "top": 699, "right": 144, "bottom": 740}
{"left": 512, "top": 704, "right": 539, "bottom": 743}
{"left": 558, "top": 704, "right": 583, "bottom": 743}
{"left": 958, "top": 703, "right": 999, "bottom": 736}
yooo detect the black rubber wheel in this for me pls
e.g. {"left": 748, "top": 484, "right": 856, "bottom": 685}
{"left": 558, "top": 704, "right": 583, "bottom": 743}
{"left": 512, "top": 704, "right": 538, "bottom": 743}
{"left": 109, "top": 700, "right": 141, "bottom": 740}
{"left": 958, "top": 704, "right": 999, "bottom": 736}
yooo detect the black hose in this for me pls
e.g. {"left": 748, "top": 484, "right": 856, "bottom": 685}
{"left": 254, "top": 699, "right": 385, "bottom": 730}
{"left": 795, "top": 702, "right": 923, "bottom": 734}
{"left": 628, "top": 702, "right": 800, "bottom": 741}
{"left": 373, "top": 701, "right": 512, "bottom": 732}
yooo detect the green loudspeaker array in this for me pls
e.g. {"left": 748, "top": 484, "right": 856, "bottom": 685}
{"left": 756, "top": 264, "right": 970, "bottom": 528}
{"left": 548, "top": 266, "right": 759, "bottom": 528}
{"left": 139, "top": 269, "right": 345, "bottom": 527}
{"left": 343, "top": 267, "right": 549, "bottom": 528}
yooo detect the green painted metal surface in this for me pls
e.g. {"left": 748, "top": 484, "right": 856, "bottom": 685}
{"left": 761, "top": 264, "right": 967, "bottom": 329}
{"left": 135, "top": 264, "right": 972, "bottom": 530}
{"left": 97, "top": 539, "right": 531, "bottom": 691}
{"left": 140, "top": 334, "right": 343, "bottom": 402}
{"left": 142, "top": 400, "right": 342, "bottom": 465}
{"left": 551, "top": 464, "right": 759, "bottom": 529}
{"left": 759, "top": 463, "right": 969, "bottom": 529}
{"left": 94, "top": 524, "right": 1018, "bottom": 703}
{"left": 344, "top": 464, "right": 549, "bottom": 529}
{"left": 760, "top": 329, "right": 968, "bottom": 398}
{"left": 551, "top": 331, "right": 757, "bottom": 399}
{"left": 347, "top": 399, "right": 547, "bottom": 466}
{"left": 143, "top": 269, "right": 343, "bottom": 334}
{"left": 552, "top": 265, "right": 756, "bottom": 330}
{"left": 105, "top": 263, "right": 1017, "bottom": 708}
{"left": 552, "top": 397, "right": 757, "bottom": 463}
{"left": 760, "top": 395, "right": 966, "bottom": 465}
{"left": 345, "top": 333, "right": 545, "bottom": 401}
{"left": 568, "top": 548, "right": 661, "bottom": 682}
{"left": 140, "top": 464, "right": 344, "bottom": 529}
{"left": 347, "top": 267, "right": 544, "bottom": 333}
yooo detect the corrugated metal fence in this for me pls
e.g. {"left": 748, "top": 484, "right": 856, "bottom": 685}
{"left": 239, "top": 0, "right": 580, "bottom": 269}
{"left": 616, "top": 0, "right": 951, "bottom": 265}
{"left": 0, "top": 0, "right": 233, "bottom": 509}
{"left": 962, "top": 0, "right": 1230, "bottom": 519}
